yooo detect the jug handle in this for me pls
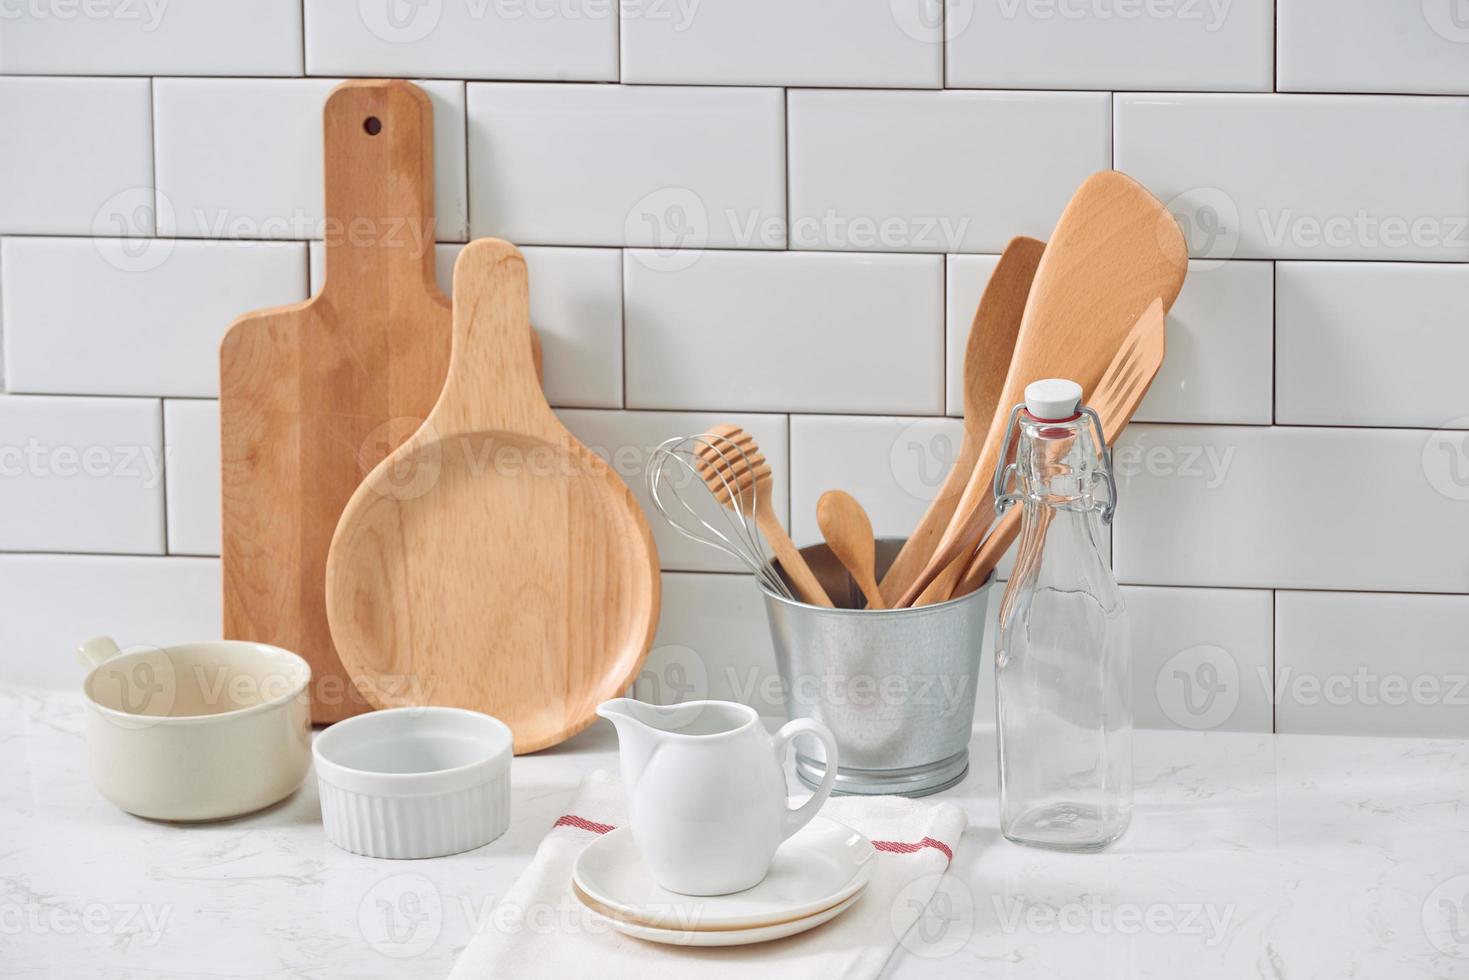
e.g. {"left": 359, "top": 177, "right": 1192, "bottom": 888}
{"left": 773, "top": 718, "right": 839, "bottom": 841}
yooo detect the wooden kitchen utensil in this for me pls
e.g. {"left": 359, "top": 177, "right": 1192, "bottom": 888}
{"left": 219, "top": 80, "right": 452, "bottom": 723}
{"left": 877, "top": 236, "right": 1044, "bottom": 606}
{"left": 695, "top": 425, "right": 834, "bottom": 607}
{"left": 950, "top": 297, "right": 1167, "bottom": 599}
{"left": 325, "top": 239, "right": 660, "bottom": 755}
{"left": 817, "top": 490, "right": 885, "bottom": 609}
{"left": 898, "top": 170, "right": 1187, "bottom": 607}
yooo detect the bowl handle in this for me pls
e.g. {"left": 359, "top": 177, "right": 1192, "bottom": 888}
{"left": 77, "top": 636, "right": 121, "bottom": 670}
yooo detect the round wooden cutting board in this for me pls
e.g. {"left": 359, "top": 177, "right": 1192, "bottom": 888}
{"left": 325, "top": 239, "right": 661, "bottom": 754}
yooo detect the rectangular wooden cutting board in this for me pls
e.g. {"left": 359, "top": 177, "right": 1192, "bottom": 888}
{"left": 220, "top": 80, "right": 452, "bottom": 723}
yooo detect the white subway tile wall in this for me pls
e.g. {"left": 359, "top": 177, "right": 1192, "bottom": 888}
{"left": 1114, "top": 93, "right": 1469, "bottom": 262}
{"left": 788, "top": 415, "right": 964, "bottom": 546}
{"left": 0, "top": 77, "right": 153, "bottom": 235}
{"left": 1275, "top": 591, "right": 1469, "bottom": 738}
{"left": 1277, "top": 0, "right": 1469, "bottom": 96}
{"left": 2, "top": 3, "right": 1465, "bottom": 737}
{"left": 945, "top": 0, "right": 1274, "bottom": 92}
{"left": 466, "top": 84, "right": 785, "bottom": 248}
{"left": 153, "top": 78, "right": 469, "bottom": 241}
{"left": 3, "top": 238, "right": 308, "bottom": 397}
{"left": 0, "top": 396, "right": 164, "bottom": 555}
{"left": 621, "top": 0, "right": 941, "bottom": 88}
{"left": 161, "top": 398, "right": 219, "bottom": 556}
{"left": 0, "top": 0, "right": 302, "bottom": 76}
{"left": 0, "top": 555, "right": 221, "bottom": 690}
{"left": 787, "top": 90, "right": 1112, "bottom": 253}
{"left": 624, "top": 250, "right": 943, "bottom": 413}
{"left": 303, "top": 0, "right": 617, "bottom": 82}
{"left": 1134, "top": 260, "right": 1274, "bottom": 426}
{"left": 1275, "top": 262, "right": 1469, "bottom": 429}
{"left": 1124, "top": 585, "right": 1275, "bottom": 734}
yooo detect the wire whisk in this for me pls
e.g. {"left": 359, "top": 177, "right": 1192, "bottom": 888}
{"left": 646, "top": 431, "right": 795, "bottom": 601}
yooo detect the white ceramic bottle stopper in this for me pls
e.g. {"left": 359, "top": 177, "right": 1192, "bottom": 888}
{"left": 1024, "top": 378, "right": 1083, "bottom": 420}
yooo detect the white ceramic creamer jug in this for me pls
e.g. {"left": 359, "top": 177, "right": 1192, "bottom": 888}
{"left": 597, "top": 698, "right": 839, "bottom": 896}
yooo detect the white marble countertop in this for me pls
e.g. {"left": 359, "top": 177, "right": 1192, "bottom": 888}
{"left": 5, "top": 686, "right": 1469, "bottom": 979}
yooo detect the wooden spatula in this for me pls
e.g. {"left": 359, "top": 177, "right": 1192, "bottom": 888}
{"left": 949, "top": 296, "right": 1168, "bottom": 599}
{"left": 877, "top": 236, "right": 1044, "bottom": 606}
{"left": 219, "top": 80, "right": 451, "bottom": 723}
{"left": 325, "top": 239, "right": 660, "bottom": 754}
{"left": 898, "top": 171, "right": 1187, "bottom": 608}
{"left": 817, "top": 490, "right": 884, "bottom": 609}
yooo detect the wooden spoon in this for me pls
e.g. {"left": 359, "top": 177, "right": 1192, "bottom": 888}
{"left": 877, "top": 236, "right": 1044, "bottom": 606}
{"left": 695, "top": 425, "right": 833, "bottom": 607}
{"left": 817, "top": 490, "right": 885, "bottom": 609}
{"left": 950, "top": 297, "right": 1168, "bottom": 599}
{"left": 325, "top": 239, "right": 660, "bottom": 754}
{"left": 898, "top": 170, "right": 1187, "bottom": 608}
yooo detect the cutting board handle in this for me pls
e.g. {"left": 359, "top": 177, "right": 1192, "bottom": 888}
{"left": 430, "top": 239, "right": 551, "bottom": 438}
{"left": 319, "top": 80, "right": 439, "bottom": 299}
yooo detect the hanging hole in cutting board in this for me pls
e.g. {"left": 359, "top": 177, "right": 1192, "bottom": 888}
{"left": 363, "top": 116, "right": 382, "bottom": 136}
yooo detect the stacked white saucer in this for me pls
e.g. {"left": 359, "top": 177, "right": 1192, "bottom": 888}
{"left": 571, "top": 817, "right": 875, "bottom": 947}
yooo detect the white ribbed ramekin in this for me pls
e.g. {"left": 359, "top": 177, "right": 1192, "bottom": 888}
{"left": 312, "top": 707, "right": 512, "bottom": 859}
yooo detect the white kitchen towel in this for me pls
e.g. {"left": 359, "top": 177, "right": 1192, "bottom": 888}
{"left": 447, "top": 770, "right": 967, "bottom": 980}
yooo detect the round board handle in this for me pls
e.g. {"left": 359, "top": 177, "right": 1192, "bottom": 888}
{"left": 428, "top": 239, "right": 553, "bottom": 440}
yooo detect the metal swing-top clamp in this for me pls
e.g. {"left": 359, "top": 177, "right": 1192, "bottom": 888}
{"left": 992, "top": 379, "right": 1118, "bottom": 525}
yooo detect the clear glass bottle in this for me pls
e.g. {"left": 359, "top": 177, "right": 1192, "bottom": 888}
{"left": 993, "top": 379, "right": 1132, "bottom": 850}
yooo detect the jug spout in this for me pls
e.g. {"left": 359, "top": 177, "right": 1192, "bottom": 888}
{"left": 597, "top": 698, "right": 661, "bottom": 784}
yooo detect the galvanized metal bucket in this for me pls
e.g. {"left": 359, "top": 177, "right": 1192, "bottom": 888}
{"left": 760, "top": 539, "right": 993, "bottom": 798}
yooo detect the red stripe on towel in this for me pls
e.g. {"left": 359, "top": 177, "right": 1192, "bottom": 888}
{"left": 553, "top": 814, "right": 616, "bottom": 835}
{"left": 872, "top": 836, "right": 953, "bottom": 864}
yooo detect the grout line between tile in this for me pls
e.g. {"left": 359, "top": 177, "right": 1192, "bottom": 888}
{"left": 782, "top": 87, "right": 790, "bottom": 250}
{"left": 1270, "top": 259, "right": 1278, "bottom": 425}
{"left": 3, "top": 229, "right": 1467, "bottom": 266}
{"left": 1270, "top": 588, "right": 1278, "bottom": 733}
{"left": 784, "top": 413, "right": 793, "bottom": 530}
{"left": 462, "top": 80, "right": 473, "bottom": 242}
{"left": 619, "top": 250, "right": 628, "bottom": 409}
{"left": 155, "top": 398, "right": 170, "bottom": 556}
{"left": 147, "top": 77, "right": 159, "bottom": 236}
{"left": 0, "top": 241, "right": 5, "bottom": 395}
{"left": 1, "top": 69, "right": 1467, "bottom": 97}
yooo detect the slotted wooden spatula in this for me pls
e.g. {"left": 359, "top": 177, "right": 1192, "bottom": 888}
{"left": 326, "top": 239, "right": 660, "bottom": 754}
{"left": 949, "top": 296, "right": 1168, "bottom": 599}
{"left": 877, "top": 236, "right": 1044, "bottom": 606}
{"left": 898, "top": 171, "right": 1187, "bottom": 607}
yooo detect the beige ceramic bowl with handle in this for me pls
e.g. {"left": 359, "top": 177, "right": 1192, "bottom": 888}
{"left": 78, "top": 636, "right": 312, "bottom": 821}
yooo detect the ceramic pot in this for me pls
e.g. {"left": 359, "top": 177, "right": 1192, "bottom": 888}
{"left": 78, "top": 636, "right": 311, "bottom": 821}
